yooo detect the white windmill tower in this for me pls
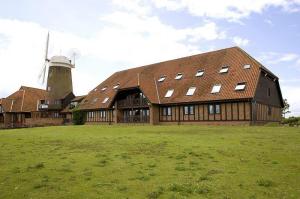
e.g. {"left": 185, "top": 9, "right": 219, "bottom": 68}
{"left": 39, "top": 32, "right": 75, "bottom": 110}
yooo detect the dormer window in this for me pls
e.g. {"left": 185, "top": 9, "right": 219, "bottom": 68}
{"left": 195, "top": 70, "right": 204, "bottom": 77}
{"left": 219, "top": 66, "right": 229, "bottom": 73}
{"left": 186, "top": 87, "right": 196, "bottom": 96}
{"left": 175, "top": 73, "right": 183, "bottom": 80}
{"left": 113, "top": 84, "right": 120, "bottom": 89}
{"left": 165, "top": 89, "right": 174, "bottom": 98}
{"left": 244, "top": 64, "right": 251, "bottom": 69}
{"left": 102, "top": 97, "right": 109, "bottom": 103}
{"left": 235, "top": 82, "right": 246, "bottom": 91}
{"left": 101, "top": 87, "right": 107, "bottom": 91}
{"left": 158, "top": 75, "right": 166, "bottom": 82}
{"left": 211, "top": 84, "right": 221, "bottom": 93}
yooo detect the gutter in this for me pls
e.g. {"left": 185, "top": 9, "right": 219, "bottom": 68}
{"left": 21, "top": 89, "right": 26, "bottom": 112}
{"left": 154, "top": 77, "right": 161, "bottom": 104}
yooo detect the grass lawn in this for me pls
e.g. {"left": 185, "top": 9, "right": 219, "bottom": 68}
{"left": 0, "top": 125, "right": 299, "bottom": 199}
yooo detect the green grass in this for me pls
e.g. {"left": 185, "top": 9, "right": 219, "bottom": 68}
{"left": 0, "top": 125, "right": 299, "bottom": 199}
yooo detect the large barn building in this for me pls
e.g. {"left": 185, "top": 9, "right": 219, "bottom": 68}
{"left": 0, "top": 46, "right": 284, "bottom": 128}
{"left": 78, "top": 47, "right": 284, "bottom": 125}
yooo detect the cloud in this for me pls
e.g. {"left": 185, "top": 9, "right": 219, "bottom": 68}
{"left": 264, "top": 19, "right": 274, "bottom": 26}
{"left": 151, "top": 0, "right": 300, "bottom": 21}
{"left": 0, "top": 7, "right": 227, "bottom": 97}
{"left": 232, "top": 36, "right": 249, "bottom": 47}
{"left": 258, "top": 52, "right": 299, "bottom": 65}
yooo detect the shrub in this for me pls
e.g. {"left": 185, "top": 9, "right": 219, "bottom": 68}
{"left": 281, "top": 117, "right": 299, "bottom": 127}
{"left": 72, "top": 109, "right": 86, "bottom": 125}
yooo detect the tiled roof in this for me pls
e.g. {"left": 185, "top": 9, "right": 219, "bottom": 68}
{"left": 78, "top": 46, "right": 274, "bottom": 110}
{"left": 2, "top": 86, "right": 47, "bottom": 112}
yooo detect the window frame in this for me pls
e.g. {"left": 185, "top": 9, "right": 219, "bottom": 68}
{"left": 165, "top": 89, "right": 174, "bottom": 98}
{"left": 184, "top": 105, "right": 195, "bottom": 115}
{"left": 235, "top": 82, "right": 246, "bottom": 91}
{"left": 195, "top": 69, "right": 204, "bottom": 77}
{"left": 211, "top": 84, "right": 222, "bottom": 94}
{"left": 219, "top": 66, "right": 229, "bottom": 74}
{"left": 162, "top": 107, "right": 172, "bottom": 116}
{"left": 158, "top": 75, "right": 166, "bottom": 82}
{"left": 102, "top": 97, "right": 109, "bottom": 103}
{"left": 186, "top": 87, "right": 196, "bottom": 96}
{"left": 243, "top": 64, "right": 251, "bottom": 69}
{"left": 174, "top": 73, "right": 183, "bottom": 80}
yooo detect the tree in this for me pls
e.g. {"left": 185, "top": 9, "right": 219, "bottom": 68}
{"left": 282, "top": 99, "right": 290, "bottom": 118}
{"left": 72, "top": 108, "right": 86, "bottom": 125}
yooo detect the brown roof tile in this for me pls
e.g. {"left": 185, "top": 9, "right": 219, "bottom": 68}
{"left": 78, "top": 47, "right": 274, "bottom": 110}
{"left": 3, "top": 86, "right": 47, "bottom": 112}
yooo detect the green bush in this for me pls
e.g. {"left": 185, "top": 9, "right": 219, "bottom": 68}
{"left": 72, "top": 109, "right": 86, "bottom": 125}
{"left": 281, "top": 117, "right": 299, "bottom": 127}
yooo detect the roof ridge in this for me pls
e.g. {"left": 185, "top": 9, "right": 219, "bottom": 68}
{"left": 115, "top": 46, "right": 238, "bottom": 74}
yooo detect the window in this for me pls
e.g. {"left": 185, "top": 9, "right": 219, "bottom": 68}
{"left": 175, "top": 73, "right": 183, "bottom": 80}
{"left": 209, "top": 105, "right": 214, "bottom": 114}
{"left": 219, "top": 66, "right": 229, "bottom": 73}
{"left": 101, "top": 87, "right": 107, "bottom": 91}
{"left": 268, "top": 106, "right": 272, "bottom": 115}
{"left": 102, "top": 97, "right": 109, "bottom": 103}
{"left": 244, "top": 64, "right": 251, "bottom": 69}
{"left": 54, "top": 112, "right": 59, "bottom": 118}
{"left": 100, "top": 110, "right": 106, "bottom": 118}
{"left": 184, "top": 105, "right": 195, "bottom": 115}
{"left": 215, "top": 104, "right": 221, "bottom": 114}
{"left": 47, "top": 86, "right": 51, "bottom": 91}
{"left": 209, "top": 104, "right": 220, "bottom": 114}
{"left": 158, "top": 75, "right": 166, "bottom": 82}
{"left": 93, "top": 98, "right": 98, "bottom": 103}
{"left": 186, "top": 87, "right": 196, "bottom": 96}
{"left": 235, "top": 82, "right": 246, "bottom": 91}
{"left": 165, "top": 89, "right": 174, "bottom": 98}
{"left": 94, "top": 88, "right": 98, "bottom": 92}
{"left": 195, "top": 69, "right": 204, "bottom": 77}
{"left": 211, "top": 84, "right": 221, "bottom": 93}
{"left": 113, "top": 84, "right": 120, "bottom": 89}
{"left": 163, "top": 107, "right": 172, "bottom": 116}
{"left": 268, "top": 88, "right": 271, "bottom": 97}
{"left": 0, "top": 105, "right": 3, "bottom": 113}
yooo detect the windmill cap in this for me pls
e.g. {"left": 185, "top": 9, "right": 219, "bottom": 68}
{"left": 49, "top": 56, "right": 74, "bottom": 68}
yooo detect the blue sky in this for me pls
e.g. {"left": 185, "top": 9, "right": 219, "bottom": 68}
{"left": 0, "top": 0, "right": 300, "bottom": 116}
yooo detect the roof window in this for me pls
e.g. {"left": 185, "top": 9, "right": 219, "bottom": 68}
{"left": 195, "top": 70, "right": 204, "bottom": 77}
{"left": 244, "top": 64, "right": 251, "bottom": 69}
{"left": 165, "top": 89, "right": 174, "bottom": 98}
{"left": 219, "top": 66, "right": 229, "bottom": 73}
{"left": 235, "top": 82, "right": 246, "bottom": 91}
{"left": 113, "top": 84, "right": 120, "bottom": 89}
{"left": 158, "top": 75, "right": 166, "bottom": 82}
{"left": 101, "top": 87, "right": 107, "bottom": 91}
{"left": 175, "top": 73, "right": 183, "bottom": 80}
{"left": 211, "top": 84, "right": 221, "bottom": 93}
{"left": 102, "top": 97, "right": 109, "bottom": 103}
{"left": 186, "top": 87, "right": 196, "bottom": 96}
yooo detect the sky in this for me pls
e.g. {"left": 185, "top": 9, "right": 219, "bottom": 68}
{"left": 0, "top": 0, "right": 300, "bottom": 116}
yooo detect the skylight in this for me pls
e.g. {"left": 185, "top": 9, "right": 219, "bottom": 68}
{"left": 195, "top": 70, "right": 204, "bottom": 77}
{"left": 101, "top": 87, "right": 107, "bottom": 91}
{"left": 158, "top": 75, "right": 166, "bottom": 82}
{"left": 113, "top": 84, "right": 120, "bottom": 89}
{"left": 175, "top": 73, "right": 183, "bottom": 80}
{"left": 93, "top": 98, "right": 98, "bottom": 103}
{"left": 235, "top": 82, "right": 246, "bottom": 91}
{"left": 165, "top": 89, "right": 174, "bottom": 98}
{"left": 102, "top": 97, "right": 109, "bottom": 103}
{"left": 244, "top": 64, "right": 251, "bottom": 69}
{"left": 219, "top": 66, "right": 229, "bottom": 73}
{"left": 186, "top": 87, "right": 196, "bottom": 96}
{"left": 211, "top": 84, "right": 221, "bottom": 93}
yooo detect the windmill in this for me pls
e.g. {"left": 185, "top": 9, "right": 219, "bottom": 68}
{"left": 38, "top": 32, "right": 50, "bottom": 84}
{"left": 38, "top": 32, "right": 75, "bottom": 110}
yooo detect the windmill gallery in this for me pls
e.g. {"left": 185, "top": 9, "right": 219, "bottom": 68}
{"left": 0, "top": 34, "right": 284, "bottom": 128}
